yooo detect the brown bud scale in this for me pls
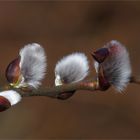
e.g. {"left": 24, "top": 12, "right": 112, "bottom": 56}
{"left": 5, "top": 57, "right": 21, "bottom": 85}
{"left": 0, "top": 96, "right": 11, "bottom": 112}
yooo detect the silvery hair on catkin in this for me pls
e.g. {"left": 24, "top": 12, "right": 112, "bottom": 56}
{"left": 19, "top": 43, "right": 47, "bottom": 88}
{"left": 55, "top": 53, "right": 89, "bottom": 86}
{"left": 100, "top": 40, "right": 132, "bottom": 92}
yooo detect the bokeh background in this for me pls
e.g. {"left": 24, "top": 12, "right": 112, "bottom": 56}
{"left": 0, "top": 1, "right": 140, "bottom": 139}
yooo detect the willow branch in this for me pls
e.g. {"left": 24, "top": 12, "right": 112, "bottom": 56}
{"left": 0, "top": 76, "right": 139, "bottom": 99}
{"left": 13, "top": 80, "right": 98, "bottom": 98}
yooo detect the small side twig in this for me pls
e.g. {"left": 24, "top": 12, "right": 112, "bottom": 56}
{"left": 130, "top": 76, "right": 140, "bottom": 84}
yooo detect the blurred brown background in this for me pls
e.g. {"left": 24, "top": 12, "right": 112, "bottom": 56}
{"left": 0, "top": 1, "right": 140, "bottom": 139}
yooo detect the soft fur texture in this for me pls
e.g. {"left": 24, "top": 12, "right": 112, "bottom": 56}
{"left": 55, "top": 53, "right": 89, "bottom": 86}
{"left": 0, "top": 90, "right": 22, "bottom": 106}
{"left": 19, "top": 43, "right": 47, "bottom": 88}
{"left": 94, "top": 40, "right": 131, "bottom": 92}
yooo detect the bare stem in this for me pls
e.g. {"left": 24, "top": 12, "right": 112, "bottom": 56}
{"left": 0, "top": 76, "right": 139, "bottom": 99}
{"left": 13, "top": 80, "right": 99, "bottom": 98}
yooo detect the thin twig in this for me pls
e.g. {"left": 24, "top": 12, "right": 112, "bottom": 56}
{"left": 130, "top": 76, "right": 140, "bottom": 84}
{"left": 1, "top": 76, "right": 140, "bottom": 99}
{"left": 14, "top": 80, "right": 98, "bottom": 98}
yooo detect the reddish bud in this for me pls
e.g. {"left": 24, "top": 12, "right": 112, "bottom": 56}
{"left": 91, "top": 48, "right": 109, "bottom": 63}
{"left": 0, "top": 96, "right": 11, "bottom": 112}
{"left": 5, "top": 57, "right": 21, "bottom": 85}
{"left": 98, "top": 71, "right": 111, "bottom": 91}
{"left": 57, "top": 91, "right": 75, "bottom": 100}
{"left": 0, "top": 90, "right": 22, "bottom": 112}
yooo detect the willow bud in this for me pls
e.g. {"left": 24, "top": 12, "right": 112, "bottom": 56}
{"left": 92, "top": 40, "right": 132, "bottom": 92}
{"left": 6, "top": 43, "right": 47, "bottom": 89}
{"left": 0, "top": 90, "right": 21, "bottom": 112}
{"left": 55, "top": 53, "right": 89, "bottom": 99}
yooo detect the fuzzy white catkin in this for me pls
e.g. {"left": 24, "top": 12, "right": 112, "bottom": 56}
{"left": 55, "top": 53, "right": 89, "bottom": 86}
{"left": 0, "top": 90, "right": 22, "bottom": 106}
{"left": 95, "top": 40, "right": 132, "bottom": 92}
{"left": 19, "top": 43, "right": 47, "bottom": 88}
